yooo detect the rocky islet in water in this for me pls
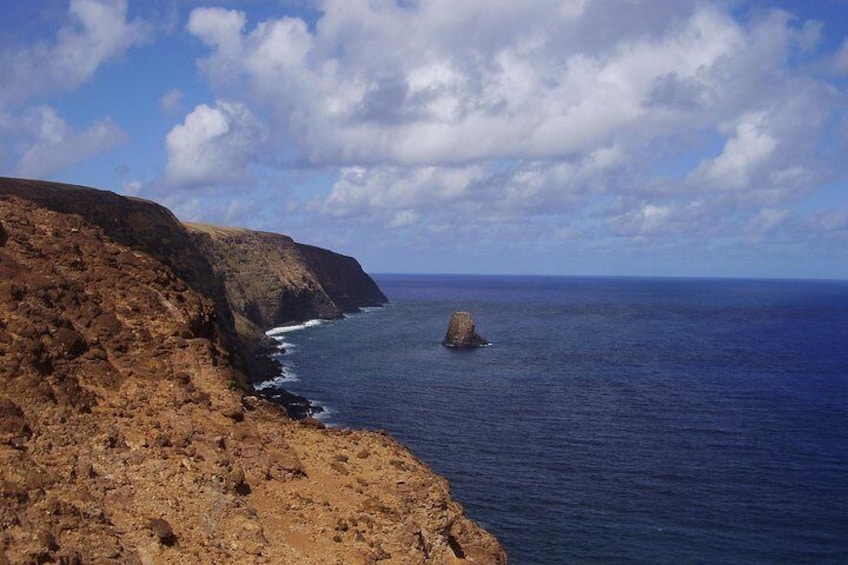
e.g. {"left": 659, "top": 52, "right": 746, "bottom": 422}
{"left": 442, "top": 311, "right": 490, "bottom": 349}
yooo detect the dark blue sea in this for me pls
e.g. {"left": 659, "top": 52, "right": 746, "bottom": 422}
{"left": 259, "top": 275, "right": 848, "bottom": 564}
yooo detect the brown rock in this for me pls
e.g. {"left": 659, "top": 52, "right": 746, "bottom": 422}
{"left": 0, "top": 178, "right": 506, "bottom": 564}
{"left": 441, "top": 311, "right": 490, "bottom": 348}
{"left": 38, "top": 529, "right": 59, "bottom": 552}
{"left": 52, "top": 326, "right": 88, "bottom": 358}
{"left": 0, "top": 398, "right": 31, "bottom": 446}
{"left": 149, "top": 518, "right": 176, "bottom": 546}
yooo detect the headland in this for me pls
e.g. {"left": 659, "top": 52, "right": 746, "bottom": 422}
{"left": 0, "top": 177, "right": 506, "bottom": 564}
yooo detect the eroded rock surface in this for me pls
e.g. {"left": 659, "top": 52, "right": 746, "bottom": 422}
{"left": 185, "top": 224, "right": 387, "bottom": 340}
{"left": 442, "top": 312, "right": 490, "bottom": 349}
{"left": 0, "top": 179, "right": 506, "bottom": 564}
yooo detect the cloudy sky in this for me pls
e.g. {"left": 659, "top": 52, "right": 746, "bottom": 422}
{"left": 1, "top": 0, "right": 847, "bottom": 278}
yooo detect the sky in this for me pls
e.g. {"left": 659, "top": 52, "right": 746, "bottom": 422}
{"left": 1, "top": 0, "right": 848, "bottom": 278}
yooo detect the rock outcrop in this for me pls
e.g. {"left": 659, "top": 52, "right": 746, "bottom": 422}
{"left": 442, "top": 312, "right": 490, "bottom": 349}
{"left": 295, "top": 243, "right": 388, "bottom": 312}
{"left": 0, "top": 179, "right": 244, "bottom": 384}
{"left": 184, "top": 224, "right": 387, "bottom": 417}
{"left": 0, "top": 178, "right": 506, "bottom": 564}
{"left": 185, "top": 223, "right": 387, "bottom": 342}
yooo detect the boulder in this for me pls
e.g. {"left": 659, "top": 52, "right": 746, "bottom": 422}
{"left": 441, "top": 312, "right": 489, "bottom": 349}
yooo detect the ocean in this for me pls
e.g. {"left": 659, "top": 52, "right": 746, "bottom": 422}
{"left": 259, "top": 274, "right": 848, "bottom": 564}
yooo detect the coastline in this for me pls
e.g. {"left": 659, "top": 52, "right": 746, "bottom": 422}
{"left": 257, "top": 310, "right": 383, "bottom": 422}
{"left": 0, "top": 177, "right": 508, "bottom": 563}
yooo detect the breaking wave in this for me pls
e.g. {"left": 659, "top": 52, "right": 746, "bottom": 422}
{"left": 266, "top": 319, "right": 325, "bottom": 336}
{"left": 253, "top": 366, "right": 299, "bottom": 389}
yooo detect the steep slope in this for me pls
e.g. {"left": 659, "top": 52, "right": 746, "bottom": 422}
{"left": 0, "top": 181, "right": 506, "bottom": 563}
{"left": 295, "top": 243, "right": 388, "bottom": 313}
{"left": 0, "top": 177, "right": 386, "bottom": 396}
{"left": 0, "top": 178, "right": 245, "bottom": 384}
{"left": 185, "top": 224, "right": 386, "bottom": 341}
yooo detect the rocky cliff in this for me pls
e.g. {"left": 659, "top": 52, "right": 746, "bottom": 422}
{"left": 0, "top": 178, "right": 506, "bottom": 564}
{"left": 184, "top": 223, "right": 387, "bottom": 409}
{"left": 0, "top": 179, "right": 245, "bottom": 385}
{"left": 184, "top": 224, "right": 387, "bottom": 342}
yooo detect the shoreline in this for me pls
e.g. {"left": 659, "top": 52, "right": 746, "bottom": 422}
{"left": 255, "top": 310, "right": 381, "bottom": 422}
{"left": 0, "top": 178, "right": 508, "bottom": 563}
{"left": 249, "top": 331, "right": 321, "bottom": 420}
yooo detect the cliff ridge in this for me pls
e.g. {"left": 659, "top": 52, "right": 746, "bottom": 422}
{"left": 0, "top": 177, "right": 506, "bottom": 564}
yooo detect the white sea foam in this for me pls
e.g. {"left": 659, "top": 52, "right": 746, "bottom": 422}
{"left": 310, "top": 400, "right": 335, "bottom": 425}
{"left": 253, "top": 366, "right": 299, "bottom": 390}
{"left": 270, "top": 340, "right": 297, "bottom": 353}
{"left": 266, "top": 319, "right": 324, "bottom": 336}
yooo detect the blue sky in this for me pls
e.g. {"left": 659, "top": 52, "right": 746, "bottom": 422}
{"left": 1, "top": 0, "right": 848, "bottom": 278}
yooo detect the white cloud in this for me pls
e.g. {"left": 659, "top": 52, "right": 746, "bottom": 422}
{"left": 835, "top": 39, "right": 848, "bottom": 75}
{"left": 607, "top": 202, "right": 674, "bottom": 237}
{"left": 698, "top": 113, "right": 778, "bottom": 190}
{"left": 0, "top": 0, "right": 148, "bottom": 179}
{"left": 13, "top": 105, "right": 125, "bottom": 178}
{"left": 746, "top": 208, "right": 789, "bottom": 234}
{"left": 122, "top": 179, "right": 143, "bottom": 195}
{"left": 173, "top": 1, "right": 847, "bottom": 268}
{"left": 165, "top": 100, "right": 268, "bottom": 187}
{"left": 324, "top": 165, "right": 484, "bottom": 220}
{"left": 187, "top": 2, "right": 757, "bottom": 166}
{"left": 183, "top": 2, "right": 838, "bottom": 180}
{"left": 388, "top": 209, "right": 421, "bottom": 229}
{"left": 811, "top": 205, "right": 848, "bottom": 233}
{"left": 0, "top": 0, "right": 149, "bottom": 106}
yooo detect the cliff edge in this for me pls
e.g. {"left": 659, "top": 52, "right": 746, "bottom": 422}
{"left": 184, "top": 223, "right": 387, "bottom": 342}
{"left": 184, "top": 223, "right": 387, "bottom": 411}
{"left": 0, "top": 178, "right": 506, "bottom": 564}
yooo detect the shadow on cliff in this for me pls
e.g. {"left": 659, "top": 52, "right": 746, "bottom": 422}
{"left": 0, "top": 177, "right": 387, "bottom": 417}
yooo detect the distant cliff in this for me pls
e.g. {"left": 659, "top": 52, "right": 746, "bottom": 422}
{"left": 0, "top": 177, "right": 506, "bottom": 564}
{"left": 185, "top": 223, "right": 387, "bottom": 342}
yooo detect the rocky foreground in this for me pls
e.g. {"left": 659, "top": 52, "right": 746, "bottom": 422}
{"left": 0, "top": 178, "right": 506, "bottom": 564}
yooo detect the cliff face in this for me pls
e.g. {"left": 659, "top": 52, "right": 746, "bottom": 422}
{"left": 0, "top": 178, "right": 387, "bottom": 391}
{"left": 0, "top": 179, "right": 244, "bottom": 384}
{"left": 0, "top": 178, "right": 506, "bottom": 563}
{"left": 183, "top": 223, "right": 387, "bottom": 409}
{"left": 185, "top": 224, "right": 387, "bottom": 342}
{"left": 295, "top": 243, "right": 388, "bottom": 313}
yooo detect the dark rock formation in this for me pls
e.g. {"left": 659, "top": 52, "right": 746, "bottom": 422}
{"left": 149, "top": 518, "right": 177, "bottom": 546}
{"left": 442, "top": 312, "right": 490, "bottom": 349}
{"left": 295, "top": 243, "right": 387, "bottom": 312}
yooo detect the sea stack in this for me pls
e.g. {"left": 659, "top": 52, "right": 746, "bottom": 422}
{"left": 442, "top": 311, "right": 489, "bottom": 348}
